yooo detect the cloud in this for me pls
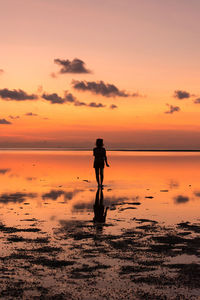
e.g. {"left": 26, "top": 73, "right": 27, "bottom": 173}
{"left": 42, "top": 91, "right": 77, "bottom": 104}
{"left": 74, "top": 100, "right": 87, "bottom": 106}
{"left": 42, "top": 93, "right": 66, "bottom": 104}
{"left": 104, "top": 196, "right": 130, "bottom": 205}
{"left": 0, "top": 119, "right": 12, "bottom": 124}
{"left": 72, "top": 202, "right": 93, "bottom": 212}
{"left": 0, "top": 168, "right": 11, "bottom": 175}
{"left": 110, "top": 104, "right": 118, "bottom": 109}
{"left": 72, "top": 80, "right": 131, "bottom": 97}
{"left": 25, "top": 112, "right": 38, "bottom": 116}
{"left": 9, "top": 115, "right": 20, "bottom": 119}
{"left": 54, "top": 58, "right": 91, "bottom": 74}
{"left": 71, "top": 195, "right": 131, "bottom": 212}
{"left": 0, "top": 192, "right": 37, "bottom": 204}
{"left": 64, "top": 91, "right": 76, "bottom": 103}
{"left": 42, "top": 91, "right": 105, "bottom": 108}
{"left": 42, "top": 190, "right": 65, "bottom": 200}
{"left": 0, "top": 88, "right": 37, "bottom": 101}
{"left": 88, "top": 102, "right": 105, "bottom": 108}
{"left": 42, "top": 189, "right": 82, "bottom": 202}
{"left": 64, "top": 189, "right": 82, "bottom": 200}
{"left": 26, "top": 177, "right": 37, "bottom": 181}
{"left": 0, "top": 69, "right": 4, "bottom": 75}
{"left": 193, "top": 98, "right": 200, "bottom": 104}
{"left": 165, "top": 104, "right": 180, "bottom": 114}
{"left": 74, "top": 100, "right": 105, "bottom": 108}
{"left": 193, "top": 191, "right": 200, "bottom": 197}
{"left": 174, "top": 90, "right": 190, "bottom": 99}
{"left": 174, "top": 195, "right": 189, "bottom": 204}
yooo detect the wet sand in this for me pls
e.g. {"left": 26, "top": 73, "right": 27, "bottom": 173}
{"left": 0, "top": 151, "right": 200, "bottom": 299}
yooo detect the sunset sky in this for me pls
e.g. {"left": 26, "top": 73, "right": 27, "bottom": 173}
{"left": 1, "top": 0, "right": 200, "bottom": 149}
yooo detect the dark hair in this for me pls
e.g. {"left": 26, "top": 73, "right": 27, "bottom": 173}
{"left": 96, "top": 138, "right": 103, "bottom": 147}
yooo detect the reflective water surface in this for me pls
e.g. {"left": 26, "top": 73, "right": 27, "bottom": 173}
{"left": 1, "top": 151, "right": 200, "bottom": 226}
{"left": 0, "top": 151, "right": 200, "bottom": 299}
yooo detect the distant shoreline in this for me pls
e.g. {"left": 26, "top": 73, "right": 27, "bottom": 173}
{"left": 1, "top": 148, "right": 200, "bottom": 152}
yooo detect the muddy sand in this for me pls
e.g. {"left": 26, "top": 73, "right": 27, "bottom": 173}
{"left": 0, "top": 205, "right": 200, "bottom": 299}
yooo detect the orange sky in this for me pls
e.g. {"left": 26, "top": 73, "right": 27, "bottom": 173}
{"left": 1, "top": 0, "right": 200, "bottom": 149}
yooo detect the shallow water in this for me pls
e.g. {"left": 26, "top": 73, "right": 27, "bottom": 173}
{"left": 0, "top": 150, "right": 200, "bottom": 227}
{"left": 0, "top": 151, "right": 200, "bottom": 299}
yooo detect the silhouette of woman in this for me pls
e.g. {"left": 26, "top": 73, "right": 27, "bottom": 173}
{"left": 93, "top": 138, "right": 109, "bottom": 187}
{"left": 93, "top": 187, "right": 108, "bottom": 223}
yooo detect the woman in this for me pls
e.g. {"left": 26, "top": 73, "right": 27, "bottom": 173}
{"left": 93, "top": 138, "right": 109, "bottom": 186}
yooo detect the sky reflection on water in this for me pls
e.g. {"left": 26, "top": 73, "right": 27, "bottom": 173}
{"left": 0, "top": 150, "right": 200, "bottom": 229}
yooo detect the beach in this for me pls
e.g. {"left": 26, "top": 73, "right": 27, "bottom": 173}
{"left": 0, "top": 150, "right": 200, "bottom": 299}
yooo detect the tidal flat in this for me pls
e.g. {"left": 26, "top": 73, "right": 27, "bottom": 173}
{"left": 0, "top": 150, "right": 200, "bottom": 299}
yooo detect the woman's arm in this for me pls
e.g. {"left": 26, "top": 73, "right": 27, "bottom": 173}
{"left": 104, "top": 150, "right": 109, "bottom": 167}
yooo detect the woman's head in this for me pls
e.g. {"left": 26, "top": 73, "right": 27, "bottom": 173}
{"left": 96, "top": 138, "right": 104, "bottom": 147}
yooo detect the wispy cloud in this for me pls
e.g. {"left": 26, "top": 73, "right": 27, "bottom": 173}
{"left": 72, "top": 202, "right": 93, "bottom": 212}
{"left": 9, "top": 115, "right": 20, "bottom": 119}
{"left": 42, "top": 189, "right": 82, "bottom": 202}
{"left": 174, "top": 90, "right": 190, "bottom": 99}
{"left": 0, "top": 69, "right": 4, "bottom": 75}
{"left": 0, "top": 192, "right": 37, "bottom": 204}
{"left": 42, "top": 91, "right": 105, "bottom": 108}
{"left": 165, "top": 104, "right": 180, "bottom": 114}
{"left": 74, "top": 100, "right": 87, "bottom": 106}
{"left": 0, "top": 88, "right": 37, "bottom": 101}
{"left": 173, "top": 89, "right": 200, "bottom": 107}
{"left": 72, "top": 80, "right": 133, "bottom": 97}
{"left": 42, "top": 190, "right": 65, "bottom": 200}
{"left": 25, "top": 112, "right": 38, "bottom": 116}
{"left": 0, "top": 118, "right": 12, "bottom": 124}
{"left": 110, "top": 104, "right": 118, "bottom": 109}
{"left": 193, "top": 191, "right": 200, "bottom": 197}
{"left": 54, "top": 58, "right": 91, "bottom": 74}
{"left": 72, "top": 195, "right": 131, "bottom": 212}
{"left": 88, "top": 102, "right": 105, "bottom": 108}
{"left": 0, "top": 168, "right": 11, "bottom": 174}
{"left": 193, "top": 98, "right": 200, "bottom": 104}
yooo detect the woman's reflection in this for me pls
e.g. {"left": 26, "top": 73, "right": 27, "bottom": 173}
{"left": 93, "top": 187, "right": 108, "bottom": 224}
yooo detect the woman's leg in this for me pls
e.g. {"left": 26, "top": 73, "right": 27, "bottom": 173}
{"left": 100, "top": 168, "right": 104, "bottom": 186}
{"left": 95, "top": 168, "right": 100, "bottom": 185}
{"left": 100, "top": 187, "right": 104, "bottom": 205}
{"left": 95, "top": 187, "right": 100, "bottom": 205}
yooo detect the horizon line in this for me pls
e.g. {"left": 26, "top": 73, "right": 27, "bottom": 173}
{"left": 1, "top": 147, "right": 200, "bottom": 152}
